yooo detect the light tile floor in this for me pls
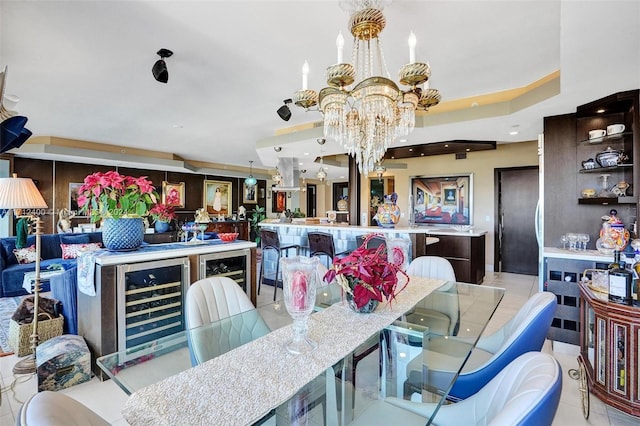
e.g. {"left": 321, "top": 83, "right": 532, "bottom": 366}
{"left": 1, "top": 272, "right": 639, "bottom": 425}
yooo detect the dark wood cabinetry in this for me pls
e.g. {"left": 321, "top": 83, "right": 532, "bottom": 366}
{"left": 206, "top": 221, "right": 249, "bottom": 241}
{"left": 425, "top": 233, "right": 486, "bottom": 284}
{"left": 544, "top": 90, "right": 639, "bottom": 250}
{"left": 144, "top": 232, "right": 176, "bottom": 244}
{"left": 578, "top": 281, "right": 640, "bottom": 417}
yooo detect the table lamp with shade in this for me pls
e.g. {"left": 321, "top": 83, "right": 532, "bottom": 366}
{"left": 0, "top": 173, "right": 48, "bottom": 374}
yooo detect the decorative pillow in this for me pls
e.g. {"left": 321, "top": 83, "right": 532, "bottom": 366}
{"left": 13, "top": 245, "right": 38, "bottom": 264}
{"left": 2, "top": 237, "right": 36, "bottom": 266}
{"left": 60, "top": 242, "right": 102, "bottom": 259}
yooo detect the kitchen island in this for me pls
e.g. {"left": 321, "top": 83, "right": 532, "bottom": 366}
{"left": 78, "top": 239, "right": 257, "bottom": 378}
{"left": 259, "top": 221, "right": 487, "bottom": 283}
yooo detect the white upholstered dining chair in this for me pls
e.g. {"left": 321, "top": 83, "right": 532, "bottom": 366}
{"left": 405, "top": 256, "right": 459, "bottom": 336}
{"left": 17, "top": 391, "right": 110, "bottom": 426}
{"left": 185, "top": 276, "right": 271, "bottom": 366}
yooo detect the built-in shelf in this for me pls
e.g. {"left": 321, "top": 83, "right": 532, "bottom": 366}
{"left": 578, "top": 131, "right": 633, "bottom": 145}
{"left": 579, "top": 163, "right": 633, "bottom": 173}
{"left": 578, "top": 196, "right": 637, "bottom": 205}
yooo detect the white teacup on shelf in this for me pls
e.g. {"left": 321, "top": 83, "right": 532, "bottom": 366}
{"left": 589, "top": 129, "right": 607, "bottom": 139}
{"left": 607, "top": 124, "right": 625, "bottom": 135}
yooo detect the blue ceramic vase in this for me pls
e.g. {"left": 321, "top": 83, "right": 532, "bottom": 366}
{"left": 154, "top": 220, "right": 170, "bottom": 233}
{"left": 101, "top": 217, "right": 144, "bottom": 251}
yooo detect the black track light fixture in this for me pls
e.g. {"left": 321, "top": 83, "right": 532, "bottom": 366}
{"left": 152, "top": 48, "right": 173, "bottom": 83}
{"left": 277, "top": 99, "right": 292, "bottom": 121}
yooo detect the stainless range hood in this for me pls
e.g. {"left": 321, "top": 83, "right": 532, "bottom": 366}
{"left": 273, "top": 157, "right": 300, "bottom": 191}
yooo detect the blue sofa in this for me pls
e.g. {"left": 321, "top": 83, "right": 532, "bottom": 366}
{"left": 0, "top": 232, "right": 103, "bottom": 297}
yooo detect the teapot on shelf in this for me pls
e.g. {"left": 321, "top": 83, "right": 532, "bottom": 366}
{"left": 595, "top": 146, "right": 628, "bottom": 168}
{"left": 581, "top": 158, "right": 597, "bottom": 170}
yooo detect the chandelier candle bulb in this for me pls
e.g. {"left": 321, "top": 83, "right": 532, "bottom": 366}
{"left": 302, "top": 61, "right": 309, "bottom": 90}
{"left": 408, "top": 31, "right": 416, "bottom": 63}
{"left": 336, "top": 32, "right": 344, "bottom": 63}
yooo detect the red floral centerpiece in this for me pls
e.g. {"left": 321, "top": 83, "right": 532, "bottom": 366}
{"left": 323, "top": 234, "right": 409, "bottom": 313}
{"left": 77, "top": 171, "right": 159, "bottom": 250}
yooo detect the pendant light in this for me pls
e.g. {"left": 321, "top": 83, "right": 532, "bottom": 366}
{"left": 316, "top": 138, "right": 327, "bottom": 182}
{"left": 244, "top": 160, "right": 257, "bottom": 189}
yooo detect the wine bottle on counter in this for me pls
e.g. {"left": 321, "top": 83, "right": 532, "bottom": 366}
{"left": 609, "top": 250, "right": 633, "bottom": 305}
{"left": 608, "top": 250, "right": 621, "bottom": 271}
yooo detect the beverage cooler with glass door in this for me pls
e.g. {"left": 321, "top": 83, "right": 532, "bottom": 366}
{"left": 199, "top": 248, "right": 252, "bottom": 295}
{"left": 116, "top": 257, "right": 190, "bottom": 352}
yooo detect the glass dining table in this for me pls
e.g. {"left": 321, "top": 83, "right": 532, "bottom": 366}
{"left": 97, "top": 278, "right": 504, "bottom": 425}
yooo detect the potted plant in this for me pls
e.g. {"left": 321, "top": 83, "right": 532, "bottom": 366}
{"left": 149, "top": 203, "right": 177, "bottom": 233}
{"left": 248, "top": 206, "right": 266, "bottom": 244}
{"left": 77, "top": 171, "right": 159, "bottom": 250}
{"left": 323, "top": 234, "right": 409, "bottom": 313}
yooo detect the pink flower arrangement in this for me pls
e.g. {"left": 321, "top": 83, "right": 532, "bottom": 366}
{"left": 149, "top": 203, "right": 177, "bottom": 223}
{"left": 323, "top": 234, "right": 409, "bottom": 309}
{"left": 77, "top": 171, "right": 159, "bottom": 222}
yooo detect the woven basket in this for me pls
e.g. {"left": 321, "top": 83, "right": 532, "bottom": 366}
{"left": 8, "top": 313, "right": 64, "bottom": 357}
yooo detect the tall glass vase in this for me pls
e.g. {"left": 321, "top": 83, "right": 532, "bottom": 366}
{"left": 281, "top": 256, "right": 319, "bottom": 355}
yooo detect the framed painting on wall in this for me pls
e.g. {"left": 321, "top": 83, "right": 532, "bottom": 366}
{"left": 69, "top": 182, "right": 86, "bottom": 216}
{"left": 410, "top": 174, "right": 472, "bottom": 226}
{"left": 243, "top": 183, "right": 257, "bottom": 204}
{"left": 204, "top": 180, "right": 232, "bottom": 215}
{"left": 272, "top": 191, "right": 286, "bottom": 213}
{"left": 162, "top": 181, "right": 185, "bottom": 208}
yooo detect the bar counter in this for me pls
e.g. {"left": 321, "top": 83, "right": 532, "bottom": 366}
{"left": 259, "top": 221, "right": 487, "bottom": 283}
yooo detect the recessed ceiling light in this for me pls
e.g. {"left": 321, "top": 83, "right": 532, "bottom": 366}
{"left": 340, "top": 176, "right": 345, "bottom": 179}
{"left": 409, "top": 148, "right": 413, "bottom": 152}
{"left": 299, "top": 162, "right": 303, "bottom": 166}
{"left": 391, "top": 156, "right": 395, "bottom": 159}
{"left": 400, "top": 139, "right": 407, "bottom": 143}
{"left": 597, "top": 109, "right": 605, "bottom": 113}
{"left": 466, "top": 148, "right": 470, "bottom": 152}
{"left": 509, "top": 131, "right": 519, "bottom": 135}
{"left": 444, "top": 144, "right": 449, "bottom": 148}
{"left": 304, "top": 152, "right": 309, "bottom": 156}
{"left": 420, "top": 153, "right": 424, "bottom": 156}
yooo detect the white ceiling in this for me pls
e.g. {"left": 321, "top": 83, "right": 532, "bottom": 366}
{"left": 1, "top": 1, "right": 639, "bottom": 180}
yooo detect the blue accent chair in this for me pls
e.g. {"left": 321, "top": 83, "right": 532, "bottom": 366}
{"left": 405, "top": 291, "right": 557, "bottom": 400}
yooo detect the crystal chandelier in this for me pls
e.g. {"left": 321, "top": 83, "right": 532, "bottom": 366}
{"left": 292, "top": 0, "right": 441, "bottom": 176}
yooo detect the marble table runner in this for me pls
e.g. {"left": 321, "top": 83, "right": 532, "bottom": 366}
{"left": 122, "top": 276, "right": 446, "bottom": 426}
